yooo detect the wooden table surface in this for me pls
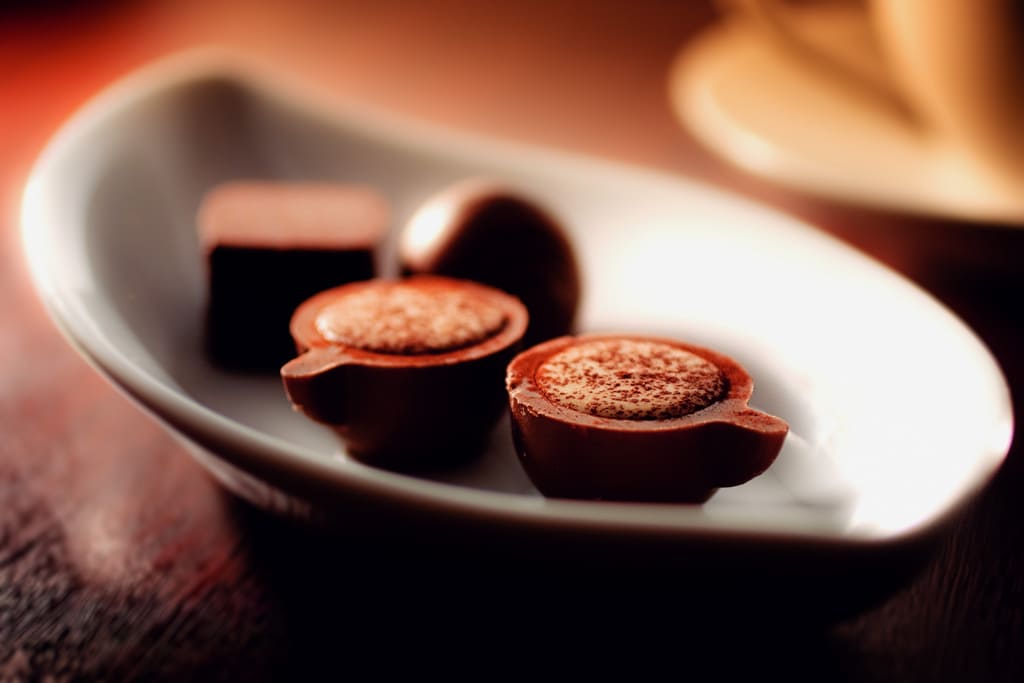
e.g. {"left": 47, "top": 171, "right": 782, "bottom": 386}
{"left": 3, "top": 1, "right": 1023, "bottom": 679}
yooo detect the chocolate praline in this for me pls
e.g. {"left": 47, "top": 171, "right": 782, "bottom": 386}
{"left": 400, "top": 179, "right": 580, "bottom": 347}
{"left": 199, "top": 180, "right": 389, "bottom": 371}
{"left": 506, "top": 334, "right": 788, "bottom": 503}
{"left": 282, "top": 276, "right": 528, "bottom": 471}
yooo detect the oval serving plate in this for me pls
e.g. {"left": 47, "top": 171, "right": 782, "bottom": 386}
{"left": 21, "top": 50, "right": 1012, "bottom": 612}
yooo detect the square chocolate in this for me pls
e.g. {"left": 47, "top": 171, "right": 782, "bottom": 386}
{"left": 198, "top": 181, "right": 389, "bottom": 370}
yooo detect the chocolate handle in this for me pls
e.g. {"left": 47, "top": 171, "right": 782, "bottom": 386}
{"left": 711, "top": 409, "right": 789, "bottom": 487}
{"left": 280, "top": 347, "right": 351, "bottom": 425}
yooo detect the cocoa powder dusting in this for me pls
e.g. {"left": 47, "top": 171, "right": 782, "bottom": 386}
{"left": 314, "top": 282, "right": 507, "bottom": 354}
{"left": 535, "top": 339, "right": 726, "bottom": 419}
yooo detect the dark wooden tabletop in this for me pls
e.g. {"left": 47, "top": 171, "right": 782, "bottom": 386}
{"left": 2, "top": 1, "right": 1023, "bottom": 679}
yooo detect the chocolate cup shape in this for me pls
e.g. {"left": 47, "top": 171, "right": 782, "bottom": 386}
{"left": 282, "top": 276, "right": 528, "bottom": 471}
{"left": 506, "top": 335, "right": 788, "bottom": 503}
{"left": 399, "top": 179, "right": 580, "bottom": 347}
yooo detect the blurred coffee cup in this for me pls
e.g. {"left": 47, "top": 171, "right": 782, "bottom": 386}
{"left": 723, "top": 0, "right": 1024, "bottom": 191}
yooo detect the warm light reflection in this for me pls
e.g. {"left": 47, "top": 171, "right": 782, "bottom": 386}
{"left": 403, "top": 196, "right": 456, "bottom": 263}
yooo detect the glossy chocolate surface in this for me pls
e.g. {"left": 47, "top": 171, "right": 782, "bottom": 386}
{"left": 282, "top": 276, "right": 528, "bottom": 470}
{"left": 399, "top": 179, "right": 580, "bottom": 346}
{"left": 199, "top": 181, "right": 389, "bottom": 371}
{"left": 506, "top": 334, "right": 788, "bottom": 503}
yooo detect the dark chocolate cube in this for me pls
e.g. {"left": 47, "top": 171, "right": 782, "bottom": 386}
{"left": 199, "top": 181, "right": 389, "bottom": 371}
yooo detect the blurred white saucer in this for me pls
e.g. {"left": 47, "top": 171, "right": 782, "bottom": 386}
{"left": 669, "top": 8, "right": 1024, "bottom": 226}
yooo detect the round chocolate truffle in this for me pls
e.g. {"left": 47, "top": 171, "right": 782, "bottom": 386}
{"left": 400, "top": 179, "right": 580, "bottom": 347}
{"left": 506, "top": 334, "right": 788, "bottom": 503}
{"left": 282, "top": 276, "right": 528, "bottom": 470}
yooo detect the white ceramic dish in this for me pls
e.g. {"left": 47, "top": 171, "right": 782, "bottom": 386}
{"left": 21, "top": 50, "right": 1012, "bottom": 607}
{"left": 669, "top": 10, "right": 1024, "bottom": 226}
